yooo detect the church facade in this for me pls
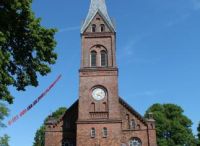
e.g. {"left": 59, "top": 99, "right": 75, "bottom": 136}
{"left": 45, "top": 0, "right": 157, "bottom": 146}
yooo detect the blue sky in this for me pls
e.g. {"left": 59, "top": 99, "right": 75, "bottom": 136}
{"left": 1, "top": 0, "right": 200, "bottom": 145}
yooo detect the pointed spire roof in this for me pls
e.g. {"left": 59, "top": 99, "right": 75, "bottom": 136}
{"left": 81, "top": 0, "right": 116, "bottom": 33}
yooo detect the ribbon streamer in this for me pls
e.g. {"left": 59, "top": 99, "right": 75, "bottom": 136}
{"left": 8, "top": 75, "right": 62, "bottom": 126}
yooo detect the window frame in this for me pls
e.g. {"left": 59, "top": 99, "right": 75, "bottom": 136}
{"left": 100, "top": 50, "right": 108, "bottom": 67}
{"left": 102, "top": 127, "right": 108, "bottom": 138}
{"left": 91, "top": 127, "right": 96, "bottom": 138}
{"left": 91, "top": 24, "right": 96, "bottom": 32}
{"left": 100, "top": 24, "right": 105, "bottom": 32}
{"left": 130, "top": 119, "right": 136, "bottom": 129}
{"left": 90, "top": 50, "right": 97, "bottom": 67}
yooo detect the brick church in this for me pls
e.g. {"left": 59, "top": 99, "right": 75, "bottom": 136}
{"left": 45, "top": 0, "right": 157, "bottom": 146}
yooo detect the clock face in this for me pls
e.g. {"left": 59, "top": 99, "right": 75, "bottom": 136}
{"left": 92, "top": 88, "right": 106, "bottom": 101}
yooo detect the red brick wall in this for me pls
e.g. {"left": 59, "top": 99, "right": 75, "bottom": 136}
{"left": 120, "top": 102, "right": 157, "bottom": 146}
{"left": 77, "top": 122, "right": 121, "bottom": 146}
{"left": 78, "top": 69, "right": 120, "bottom": 120}
{"left": 81, "top": 13, "right": 116, "bottom": 68}
{"left": 45, "top": 122, "right": 63, "bottom": 146}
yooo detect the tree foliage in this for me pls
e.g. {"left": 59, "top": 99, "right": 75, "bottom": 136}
{"left": 0, "top": 102, "right": 9, "bottom": 128}
{"left": 145, "top": 103, "right": 196, "bottom": 146}
{"left": 0, "top": 135, "right": 10, "bottom": 146}
{"left": 33, "top": 125, "right": 45, "bottom": 146}
{"left": 198, "top": 122, "right": 200, "bottom": 145}
{"left": 0, "top": 0, "right": 57, "bottom": 104}
{"left": 0, "top": 103, "right": 10, "bottom": 145}
{"left": 33, "top": 107, "right": 67, "bottom": 146}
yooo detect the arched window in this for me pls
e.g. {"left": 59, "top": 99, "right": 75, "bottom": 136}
{"left": 100, "top": 24, "right": 105, "bottom": 32}
{"left": 91, "top": 51, "right": 97, "bottom": 67}
{"left": 91, "top": 128, "right": 96, "bottom": 138}
{"left": 92, "top": 24, "right": 96, "bottom": 32}
{"left": 102, "top": 127, "right": 108, "bottom": 138}
{"left": 129, "top": 138, "right": 142, "bottom": 146}
{"left": 130, "top": 119, "right": 136, "bottom": 129}
{"left": 100, "top": 50, "right": 108, "bottom": 67}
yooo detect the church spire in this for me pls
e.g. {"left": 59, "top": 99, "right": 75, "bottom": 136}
{"left": 81, "top": 0, "right": 115, "bottom": 33}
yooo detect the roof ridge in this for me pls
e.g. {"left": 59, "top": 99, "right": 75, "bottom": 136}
{"left": 119, "top": 97, "right": 148, "bottom": 125}
{"left": 45, "top": 100, "right": 78, "bottom": 125}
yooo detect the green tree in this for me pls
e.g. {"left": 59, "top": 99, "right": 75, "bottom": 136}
{"left": 0, "top": 102, "right": 9, "bottom": 127}
{"left": 145, "top": 103, "right": 196, "bottom": 146}
{"left": 0, "top": 0, "right": 57, "bottom": 104}
{"left": 33, "top": 107, "right": 67, "bottom": 146}
{"left": 0, "top": 135, "right": 9, "bottom": 146}
{"left": 198, "top": 122, "right": 200, "bottom": 145}
{"left": 0, "top": 103, "right": 10, "bottom": 146}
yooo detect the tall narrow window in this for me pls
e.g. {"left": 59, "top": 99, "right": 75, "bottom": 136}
{"left": 130, "top": 119, "right": 136, "bottom": 129}
{"left": 92, "top": 24, "right": 96, "bottom": 32}
{"left": 100, "top": 24, "right": 105, "bottom": 32}
{"left": 101, "top": 50, "right": 108, "bottom": 67}
{"left": 102, "top": 127, "right": 108, "bottom": 138}
{"left": 91, "top": 51, "right": 97, "bottom": 67}
{"left": 91, "top": 128, "right": 96, "bottom": 138}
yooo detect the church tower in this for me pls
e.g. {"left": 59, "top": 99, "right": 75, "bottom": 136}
{"left": 77, "top": 0, "right": 122, "bottom": 145}
{"left": 78, "top": 0, "right": 119, "bottom": 121}
{"left": 45, "top": 1, "right": 157, "bottom": 146}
